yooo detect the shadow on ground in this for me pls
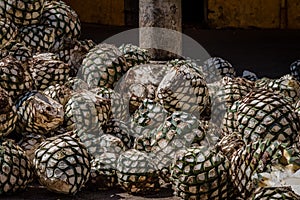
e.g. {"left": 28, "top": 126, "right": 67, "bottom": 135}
{"left": 0, "top": 184, "right": 180, "bottom": 200}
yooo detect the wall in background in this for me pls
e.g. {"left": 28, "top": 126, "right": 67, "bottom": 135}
{"left": 63, "top": 0, "right": 125, "bottom": 26}
{"left": 288, "top": 0, "right": 300, "bottom": 29}
{"left": 208, "top": 0, "right": 300, "bottom": 29}
{"left": 64, "top": 0, "right": 300, "bottom": 29}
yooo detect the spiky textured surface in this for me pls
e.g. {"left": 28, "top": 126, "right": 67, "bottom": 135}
{"left": 216, "top": 132, "right": 245, "bottom": 161}
{"left": 29, "top": 53, "right": 70, "bottom": 90}
{"left": 290, "top": 59, "right": 300, "bottom": 82}
{"left": 0, "top": 87, "right": 17, "bottom": 138}
{"left": 43, "top": 84, "right": 73, "bottom": 106}
{"left": 220, "top": 77, "right": 255, "bottom": 108}
{"left": 265, "top": 75, "right": 300, "bottom": 104}
{"left": 236, "top": 89, "right": 299, "bottom": 145}
{"left": 0, "top": 18, "right": 18, "bottom": 49}
{"left": 79, "top": 43, "right": 128, "bottom": 89}
{"left": 1, "top": 41, "right": 33, "bottom": 61}
{"left": 119, "top": 44, "right": 150, "bottom": 68}
{"left": 156, "top": 64, "right": 210, "bottom": 118}
{"left": 115, "top": 64, "right": 169, "bottom": 114}
{"left": 103, "top": 119, "right": 135, "bottom": 149}
{"left": 40, "top": 0, "right": 81, "bottom": 39}
{"left": 87, "top": 154, "right": 118, "bottom": 190}
{"left": 51, "top": 38, "right": 96, "bottom": 77}
{"left": 250, "top": 187, "right": 300, "bottom": 200}
{"left": 116, "top": 149, "right": 160, "bottom": 194}
{"left": 171, "top": 146, "right": 232, "bottom": 200}
{"left": 16, "top": 91, "right": 64, "bottom": 135}
{"left": 18, "top": 133, "right": 45, "bottom": 163}
{"left": 230, "top": 140, "right": 284, "bottom": 199}
{"left": 0, "top": 0, "right": 45, "bottom": 25}
{"left": 34, "top": 133, "right": 91, "bottom": 194}
{"left": 0, "top": 56, "right": 33, "bottom": 101}
{"left": 202, "top": 57, "right": 236, "bottom": 83}
{"left": 0, "top": 140, "right": 33, "bottom": 194}
{"left": 17, "top": 25, "right": 56, "bottom": 52}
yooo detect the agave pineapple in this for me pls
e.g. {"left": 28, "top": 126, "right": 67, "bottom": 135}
{"left": 202, "top": 57, "right": 236, "bottom": 83}
{"left": 29, "top": 53, "right": 70, "bottom": 90}
{"left": 17, "top": 25, "right": 56, "bottom": 53}
{"left": 265, "top": 74, "right": 300, "bottom": 104}
{"left": 156, "top": 63, "right": 210, "bottom": 119}
{"left": 0, "top": 140, "right": 33, "bottom": 194}
{"left": 79, "top": 43, "right": 128, "bottom": 89}
{"left": 51, "top": 38, "right": 96, "bottom": 77}
{"left": 0, "top": 87, "right": 17, "bottom": 138}
{"left": 116, "top": 149, "right": 160, "bottom": 194}
{"left": 16, "top": 91, "right": 64, "bottom": 135}
{"left": 171, "top": 146, "right": 232, "bottom": 200}
{"left": 87, "top": 153, "right": 119, "bottom": 190}
{"left": 236, "top": 89, "right": 300, "bottom": 145}
{"left": 119, "top": 44, "right": 150, "bottom": 68}
{"left": 250, "top": 187, "right": 300, "bottom": 200}
{"left": 115, "top": 64, "right": 169, "bottom": 114}
{"left": 1, "top": 41, "right": 33, "bottom": 62}
{"left": 18, "top": 133, "right": 45, "bottom": 163}
{"left": 34, "top": 133, "right": 91, "bottom": 194}
{"left": 0, "top": 18, "right": 18, "bottom": 49}
{"left": 290, "top": 59, "right": 300, "bottom": 82}
{"left": 103, "top": 119, "right": 135, "bottom": 149}
{"left": 0, "top": 56, "right": 33, "bottom": 101}
{"left": 40, "top": 0, "right": 81, "bottom": 39}
{"left": 0, "top": 0, "right": 45, "bottom": 25}
{"left": 230, "top": 139, "right": 288, "bottom": 199}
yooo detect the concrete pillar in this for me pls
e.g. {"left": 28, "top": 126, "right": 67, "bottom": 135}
{"left": 139, "top": 0, "right": 182, "bottom": 60}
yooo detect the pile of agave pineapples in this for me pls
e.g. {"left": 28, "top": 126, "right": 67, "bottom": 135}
{"left": 1, "top": 0, "right": 300, "bottom": 199}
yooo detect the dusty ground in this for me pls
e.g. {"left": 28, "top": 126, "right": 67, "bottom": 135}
{"left": 1, "top": 184, "right": 180, "bottom": 200}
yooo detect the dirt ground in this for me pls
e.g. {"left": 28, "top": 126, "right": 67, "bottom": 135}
{"left": 1, "top": 184, "right": 181, "bottom": 200}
